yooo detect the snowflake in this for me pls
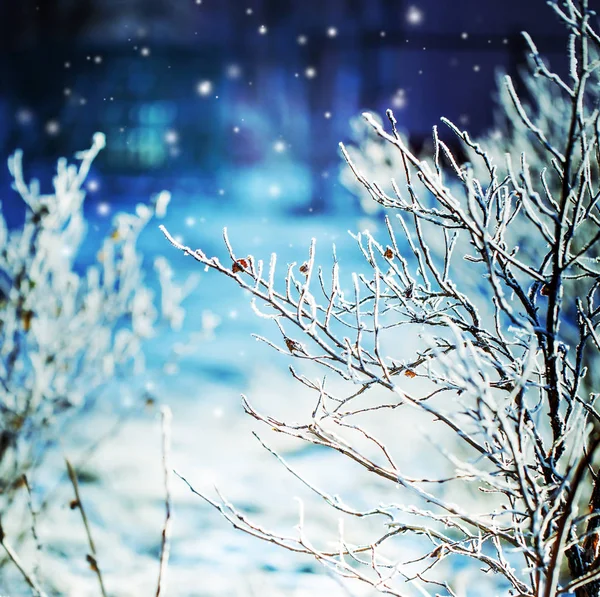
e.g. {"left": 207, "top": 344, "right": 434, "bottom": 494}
{"left": 406, "top": 6, "right": 424, "bottom": 25}
{"left": 197, "top": 80, "right": 213, "bottom": 96}
{"left": 226, "top": 64, "right": 242, "bottom": 79}
{"left": 164, "top": 130, "right": 178, "bottom": 144}
{"left": 97, "top": 202, "right": 111, "bottom": 216}
{"left": 45, "top": 120, "right": 60, "bottom": 135}
{"left": 16, "top": 109, "right": 33, "bottom": 124}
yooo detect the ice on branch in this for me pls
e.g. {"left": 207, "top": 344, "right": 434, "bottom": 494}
{"left": 163, "top": 1, "right": 600, "bottom": 595}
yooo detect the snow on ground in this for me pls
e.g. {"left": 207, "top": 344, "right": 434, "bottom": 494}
{"left": 1, "top": 202, "right": 479, "bottom": 596}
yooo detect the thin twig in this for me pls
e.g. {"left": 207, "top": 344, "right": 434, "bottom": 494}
{"left": 0, "top": 517, "right": 48, "bottom": 597}
{"left": 156, "top": 405, "right": 173, "bottom": 597}
{"left": 23, "top": 475, "right": 42, "bottom": 579}
{"left": 65, "top": 457, "right": 108, "bottom": 597}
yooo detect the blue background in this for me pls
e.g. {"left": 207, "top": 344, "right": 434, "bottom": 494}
{"left": 0, "top": 0, "right": 566, "bottom": 215}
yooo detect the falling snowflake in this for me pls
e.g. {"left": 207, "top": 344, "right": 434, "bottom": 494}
{"left": 164, "top": 130, "right": 178, "bottom": 144}
{"left": 258, "top": 25, "right": 267, "bottom": 35}
{"left": 226, "top": 64, "right": 242, "bottom": 78}
{"left": 406, "top": 6, "right": 424, "bottom": 25}
{"left": 45, "top": 120, "right": 60, "bottom": 135}
{"left": 393, "top": 88, "right": 407, "bottom": 109}
{"left": 97, "top": 202, "right": 111, "bottom": 216}
{"left": 305, "top": 66, "right": 317, "bottom": 79}
{"left": 16, "top": 109, "right": 33, "bottom": 124}
{"left": 392, "top": 96, "right": 407, "bottom": 109}
{"left": 197, "top": 80, "right": 213, "bottom": 96}
{"left": 327, "top": 27, "right": 338, "bottom": 38}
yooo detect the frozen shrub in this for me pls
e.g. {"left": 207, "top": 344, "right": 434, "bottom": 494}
{"left": 0, "top": 134, "right": 190, "bottom": 593}
{"left": 164, "top": 1, "right": 600, "bottom": 595}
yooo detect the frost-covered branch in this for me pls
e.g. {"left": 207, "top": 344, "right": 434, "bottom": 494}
{"left": 164, "top": 2, "right": 600, "bottom": 595}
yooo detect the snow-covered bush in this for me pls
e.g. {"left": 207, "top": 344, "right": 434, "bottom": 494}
{"left": 346, "top": 3, "right": 600, "bottom": 427}
{"left": 340, "top": 113, "right": 431, "bottom": 216}
{"left": 163, "top": 1, "right": 600, "bottom": 595}
{"left": 0, "top": 134, "right": 190, "bottom": 594}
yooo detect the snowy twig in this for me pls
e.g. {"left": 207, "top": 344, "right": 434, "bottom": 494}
{"left": 65, "top": 458, "right": 108, "bottom": 597}
{"left": 0, "top": 518, "right": 47, "bottom": 597}
{"left": 156, "top": 406, "right": 173, "bottom": 597}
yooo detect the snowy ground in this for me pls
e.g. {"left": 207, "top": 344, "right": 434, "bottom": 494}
{"left": 1, "top": 201, "right": 480, "bottom": 596}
